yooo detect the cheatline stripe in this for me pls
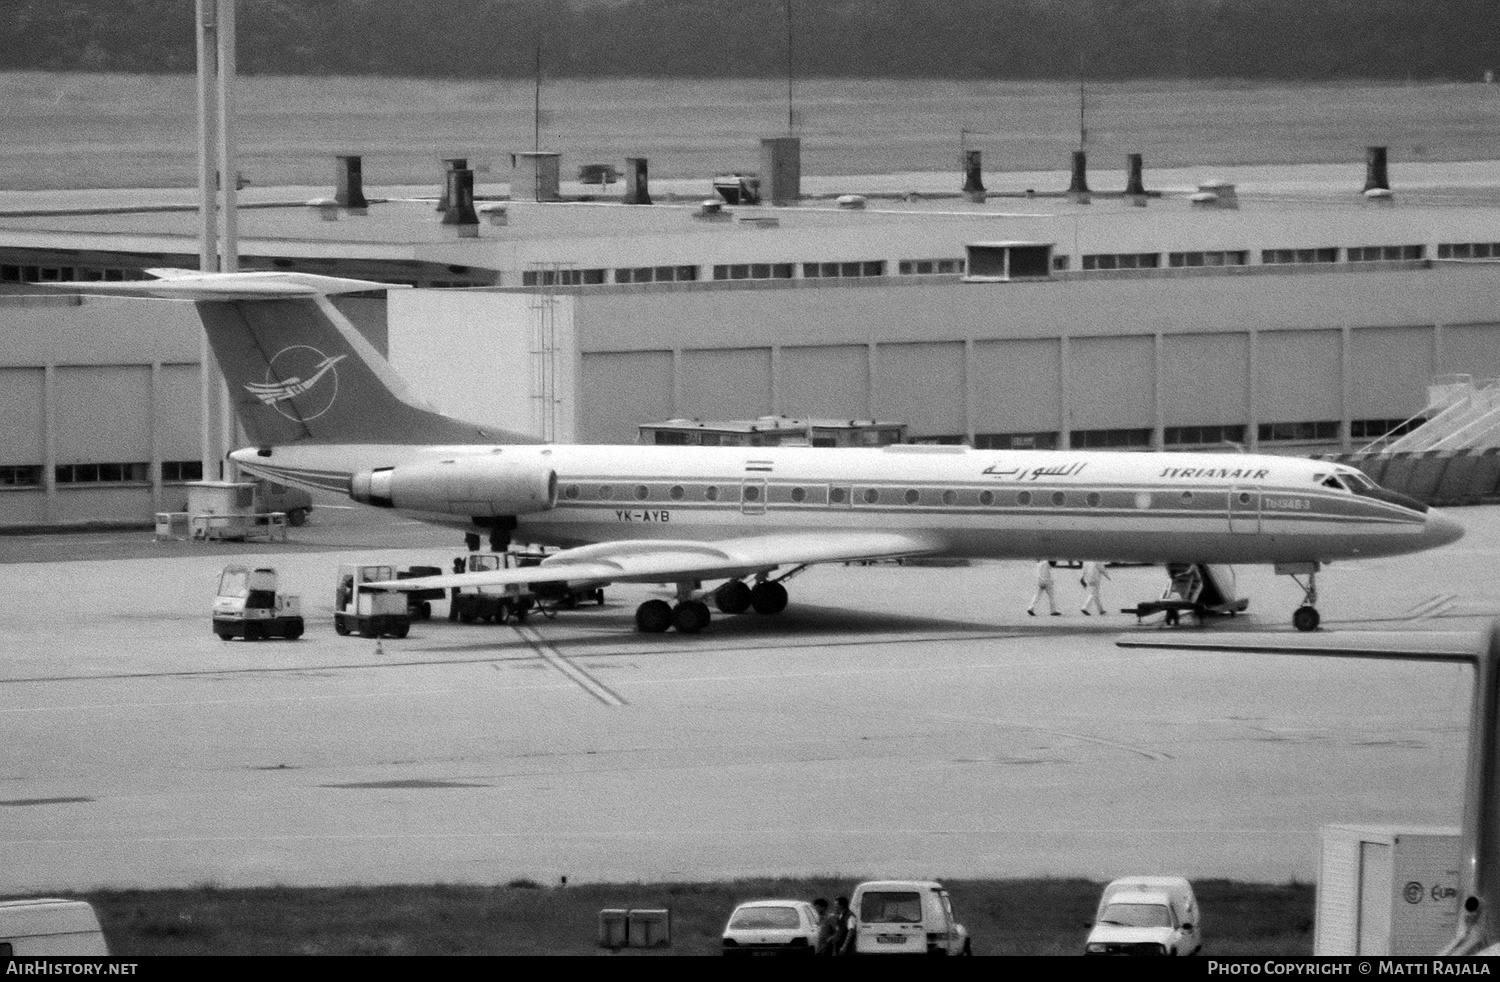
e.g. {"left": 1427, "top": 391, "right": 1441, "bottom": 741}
{"left": 511, "top": 623, "right": 626, "bottom": 707}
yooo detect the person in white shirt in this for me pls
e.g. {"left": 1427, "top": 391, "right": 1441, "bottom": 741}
{"left": 1028, "top": 560, "right": 1061, "bottom": 616}
{"left": 1081, "top": 560, "right": 1110, "bottom": 615}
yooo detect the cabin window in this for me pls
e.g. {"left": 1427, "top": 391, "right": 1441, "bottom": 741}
{"left": 904, "top": 489, "right": 920, "bottom": 505}
{"left": 942, "top": 490, "right": 957, "bottom": 505}
{"left": 743, "top": 485, "right": 762, "bottom": 502}
{"left": 1016, "top": 490, "right": 1032, "bottom": 506}
{"left": 979, "top": 490, "right": 994, "bottom": 506}
{"left": 863, "top": 488, "right": 880, "bottom": 504}
{"left": 790, "top": 487, "right": 806, "bottom": 503}
{"left": 1181, "top": 491, "right": 1193, "bottom": 503}
{"left": 564, "top": 485, "right": 580, "bottom": 499}
{"left": 598, "top": 484, "right": 613, "bottom": 499}
{"left": 1238, "top": 491, "right": 1253, "bottom": 504}
{"left": 1134, "top": 492, "right": 1153, "bottom": 509}
{"left": 1086, "top": 491, "right": 1101, "bottom": 507}
{"left": 830, "top": 486, "right": 847, "bottom": 504}
{"left": 669, "top": 485, "right": 685, "bottom": 500}
{"left": 705, "top": 485, "right": 719, "bottom": 501}
{"left": 634, "top": 485, "right": 650, "bottom": 500}
{"left": 1051, "top": 491, "right": 1066, "bottom": 506}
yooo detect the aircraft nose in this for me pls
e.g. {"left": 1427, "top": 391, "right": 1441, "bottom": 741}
{"left": 1424, "top": 510, "right": 1465, "bottom": 548}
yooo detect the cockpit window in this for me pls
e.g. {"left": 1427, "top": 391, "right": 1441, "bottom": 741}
{"left": 1341, "top": 472, "right": 1377, "bottom": 492}
{"left": 1321, "top": 476, "right": 1347, "bottom": 490}
{"left": 1333, "top": 469, "right": 1429, "bottom": 513}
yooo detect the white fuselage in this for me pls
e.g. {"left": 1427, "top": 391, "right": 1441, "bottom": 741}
{"left": 233, "top": 442, "right": 1459, "bottom": 566}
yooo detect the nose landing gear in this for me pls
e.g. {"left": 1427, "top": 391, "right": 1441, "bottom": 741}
{"left": 1285, "top": 564, "right": 1321, "bottom": 632}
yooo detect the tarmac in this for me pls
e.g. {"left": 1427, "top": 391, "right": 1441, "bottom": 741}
{"left": 0, "top": 501, "right": 1492, "bottom": 892}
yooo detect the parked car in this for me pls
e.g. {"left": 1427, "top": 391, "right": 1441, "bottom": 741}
{"left": 850, "top": 880, "right": 971, "bottom": 955}
{"left": 1084, "top": 876, "right": 1202, "bottom": 955}
{"left": 0, "top": 898, "right": 109, "bottom": 956}
{"left": 721, "top": 900, "right": 821, "bottom": 956}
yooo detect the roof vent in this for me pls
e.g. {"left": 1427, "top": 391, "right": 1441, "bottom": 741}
{"left": 1193, "top": 180, "right": 1238, "bottom": 209}
{"left": 437, "top": 158, "right": 467, "bottom": 212}
{"left": 836, "top": 194, "right": 867, "bottom": 210}
{"left": 713, "top": 174, "right": 761, "bottom": 205}
{"left": 477, "top": 202, "right": 508, "bottom": 226}
{"left": 623, "top": 157, "right": 652, "bottom": 205}
{"left": 693, "top": 199, "right": 730, "bottom": 221}
{"left": 335, "top": 155, "right": 368, "bottom": 213}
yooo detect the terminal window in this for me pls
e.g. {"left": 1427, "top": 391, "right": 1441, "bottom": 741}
{"left": 802, "top": 261, "right": 886, "bottom": 279}
{"left": 712, "top": 263, "right": 795, "bottom": 281}
{"left": 974, "top": 432, "right": 1059, "bottom": 450}
{"left": 1258, "top": 421, "right": 1339, "bottom": 442}
{"left": 1070, "top": 428, "right": 1152, "bottom": 449}
{"left": 1164, "top": 424, "right": 1248, "bottom": 446}
{"left": 614, "top": 265, "right": 698, "bottom": 284}
{"left": 0, "top": 465, "right": 42, "bottom": 487}
{"left": 1082, "top": 253, "right": 1160, "bottom": 271}
{"left": 161, "top": 460, "right": 205, "bottom": 482}
{"left": 1350, "top": 417, "right": 1424, "bottom": 440}
{"left": 1167, "top": 251, "right": 1249, "bottom": 268}
{"left": 1438, "top": 242, "right": 1500, "bottom": 259}
{"left": 897, "top": 258, "right": 965, "bottom": 275}
{"left": 55, "top": 462, "right": 150, "bottom": 484}
{"left": 1261, "top": 248, "right": 1339, "bottom": 264}
{"left": 1347, "top": 245, "right": 1424, "bottom": 262}
{"left": 521, "top": 268, "right": 607, "bottom": 286}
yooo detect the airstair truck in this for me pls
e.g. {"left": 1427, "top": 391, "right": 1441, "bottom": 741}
{"left": 213, "top": 565, "right": 304, "bottom": 640}
{"left": 334, "top": 564, "right": 411, "bottom": 638}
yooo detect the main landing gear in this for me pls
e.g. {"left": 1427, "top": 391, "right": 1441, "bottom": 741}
{"left": 634, "top": 571, "right": 799, "bottom": 634}
{"left": 1283, "top": 563, "right": 1321, "bottom": 632}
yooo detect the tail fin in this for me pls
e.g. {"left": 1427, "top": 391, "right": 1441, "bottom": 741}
{"left": 67, "top": 270, "right": 537, "bottom": 447}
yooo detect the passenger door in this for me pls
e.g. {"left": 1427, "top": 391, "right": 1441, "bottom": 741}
{"left": 1228, "top": 486, "right": 1260, "bottom": 534}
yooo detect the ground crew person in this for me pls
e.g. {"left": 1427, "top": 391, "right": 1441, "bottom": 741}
{"left": 1081, "top": 560, "right": 1110, "bottom": 615}
{"left": 1028, "top": 560, "right": 1061, "bottom": 616}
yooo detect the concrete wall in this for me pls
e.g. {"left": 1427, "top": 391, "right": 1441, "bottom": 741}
{"left": 556, "top": 262, "right": 1500, "bottom": 446}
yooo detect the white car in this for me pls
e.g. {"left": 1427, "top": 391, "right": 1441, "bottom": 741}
{"left": 1084, "top": 876, "right": 1202, "bottom": 956}
{"left": 721, "top": 900, "right": 821, "bottom": 957}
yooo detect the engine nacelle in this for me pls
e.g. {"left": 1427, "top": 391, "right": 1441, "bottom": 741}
{"left": 351, "top": 456, "right": 558, "bottom": 518}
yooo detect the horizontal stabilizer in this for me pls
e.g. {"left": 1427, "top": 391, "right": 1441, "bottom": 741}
{"left": 48, "top": 269, "right": 407, "bottom": 301}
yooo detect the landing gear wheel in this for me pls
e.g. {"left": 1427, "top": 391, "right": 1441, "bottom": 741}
{"left": 1293, "top": 606, "right": 1321, "bottom": 632}
{"left": 715, "top": 580, "right": 752, "bottom": 614}
{"left": 750, "top": 581, "right": 789, "bottom": 615}
{"left": 635, "top": 599, "right": 673, "bottom": 633}
{"left": 672, "top": 600, "right": 711, "bottom": 634}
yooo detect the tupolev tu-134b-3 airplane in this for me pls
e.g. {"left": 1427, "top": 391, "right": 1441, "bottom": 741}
{"left": 69, "top": 270, "right": 1465, "bottom": 634}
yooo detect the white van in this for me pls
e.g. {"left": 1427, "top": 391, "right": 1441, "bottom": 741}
{"left": 0, "top": 898, "right": 110, "bottom": 956}
{"left": 1084, "top": 876, "right": 1201, "bottom": 956}
{"left": 850, "top": 880, "right": 971, "bottom": 955}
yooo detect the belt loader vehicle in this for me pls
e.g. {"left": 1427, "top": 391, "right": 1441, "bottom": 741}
{"left": 334, "top": 563, "right": 411, "bottom": 638}
{"left": 213, "top": 565, "right": 304, "bottom": 641}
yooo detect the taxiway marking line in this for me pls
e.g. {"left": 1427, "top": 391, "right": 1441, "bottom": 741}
{"left": 511, "top": 624, "right": 627, "bottom": 707}
{"left": 1406, "top": 594, "right": 1459, "bottom": 620}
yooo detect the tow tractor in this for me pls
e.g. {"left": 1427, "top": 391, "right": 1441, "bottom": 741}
{"left": 213, "top": 565, "right": 304, "bottom": 640}
{"left": 449, "top": 553, "right": 536, "bottom": 624}
{"left": 513, "top": 547, "right": 606, "bottom": 609}
{"left": 334, "top": 563, "right": 411, "bottom": 638}
{"left": 1122, "top": 563, "right": 1249, "bottom": 625}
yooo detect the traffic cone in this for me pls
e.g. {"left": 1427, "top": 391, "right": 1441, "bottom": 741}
{"left": 374, "top": 639, "right": 384, "bottom": 656}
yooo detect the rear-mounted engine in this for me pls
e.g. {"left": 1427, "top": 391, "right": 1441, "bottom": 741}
{"left": 351, "top": 456, "right": 557, "bottom": 517}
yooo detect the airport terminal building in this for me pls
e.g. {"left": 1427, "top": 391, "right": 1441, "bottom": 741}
{"left": 3, "top": 154, "right": 1500, "bottom": 526}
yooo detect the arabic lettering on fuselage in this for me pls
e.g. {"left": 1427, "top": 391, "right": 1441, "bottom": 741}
{"left": 982, "top": 462, "right": 1087, "bottom": 481}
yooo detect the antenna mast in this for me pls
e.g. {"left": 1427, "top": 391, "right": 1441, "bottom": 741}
{"left": 785, "top": 0, "right": 794, "bottom": 134}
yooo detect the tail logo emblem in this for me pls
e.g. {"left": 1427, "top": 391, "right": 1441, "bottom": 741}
{"left": 246, "top": 346, "right": 346, "bottom": 421}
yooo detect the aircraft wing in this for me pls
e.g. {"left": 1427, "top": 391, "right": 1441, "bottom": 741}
{"left": 1116, "top": 630, "right": 1479, "bottom": 664}
{"left": 366, "top": 530, "right": 944, "bottom": 592}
